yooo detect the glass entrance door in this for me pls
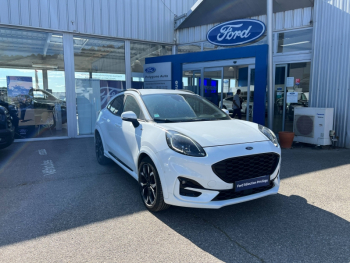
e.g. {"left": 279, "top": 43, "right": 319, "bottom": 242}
{"left": 182, "top": 69, "right": 201, "bottom": 95}
{"left": 182, "top": 59, "right": 256, "bottom": 121}
{"left": 246, "top": 65, "right": 255, "bottom": 122}
{"left": 273, "top": 64, "right": 287, "bottom": 133}
{"left": 273, "top": 62, "right": 311, "bottom": 134}
{"left": 203, "top": 67, "right": 222, "bottom": 106}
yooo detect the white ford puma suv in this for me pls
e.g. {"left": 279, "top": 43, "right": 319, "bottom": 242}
{"left": 95, "top": 89, "right": 281, "bottom": 212}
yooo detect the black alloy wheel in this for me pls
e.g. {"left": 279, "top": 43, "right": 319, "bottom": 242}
{"left": 138, "top": 157, "right": 170, "bottom": 212}
{"left": 95, "top": 132, "right": 111, "bottom": 165}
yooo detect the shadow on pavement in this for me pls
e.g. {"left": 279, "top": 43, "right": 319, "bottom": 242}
{"left": 1, "top": 138, "right": 349, "bottom": 262}
{"left": 280, "top": 147, "right": 350, "bottom": 179}
{"left": 0, "top": 159, "right": 145, "bottom": 247}
{"left": 155, "top": 194, "right": 350, "bottom": 263}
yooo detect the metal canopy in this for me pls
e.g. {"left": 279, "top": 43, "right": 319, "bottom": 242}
{"left": 176, "top": 0, "right": 314, "bottom": 29}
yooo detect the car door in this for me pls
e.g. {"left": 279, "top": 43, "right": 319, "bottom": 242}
{"left": 117, "top": 94, "right": 144, "bottom": 172}
{"left": 102, "top": 94, "right": 124, "bottom": 154}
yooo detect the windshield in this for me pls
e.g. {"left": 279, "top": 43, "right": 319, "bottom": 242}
{"left": 142, "top": 93, "right": 230, "bottom": 123}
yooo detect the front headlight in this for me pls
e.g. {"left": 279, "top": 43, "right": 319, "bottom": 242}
{"left": 258, "top": 124, "right": 279, "bottom": 147}
{"left": 166, "top": 130, "right": 206, "bottom": 157}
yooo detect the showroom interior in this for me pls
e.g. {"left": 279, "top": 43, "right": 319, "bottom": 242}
{"left": 0, "top": 0, "right": 349, "bottom": 148}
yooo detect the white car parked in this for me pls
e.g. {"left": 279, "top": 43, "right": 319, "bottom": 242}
{"left": 95, "top": 89, "right": 281, "bottom": 212}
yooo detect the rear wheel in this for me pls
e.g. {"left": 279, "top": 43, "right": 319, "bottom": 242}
{"left": 139, "top": 157, "right": 170, "bottom": 212}
{"left": 95, "top": 132, "right": 111, "bottom": 165}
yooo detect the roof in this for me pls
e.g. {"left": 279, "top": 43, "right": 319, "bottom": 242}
{"left": 176, "top": 0, "right": 314, "bottom": 29}
{"left": 126, "top": 89, "right": 195, "bottom": 96}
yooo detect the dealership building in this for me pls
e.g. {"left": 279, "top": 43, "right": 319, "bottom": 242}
{"left": 0, "top": 0, "right": 349, "bottom": 148}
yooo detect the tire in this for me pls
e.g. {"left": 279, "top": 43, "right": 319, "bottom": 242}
{"left": 0, "top": 136, "right": 14, "bottom": 149}
{"left": 139, "top": 157, "right": 170, "bottom": 212}
{"left": 95, "top": 132, "right": 111, "bottom": 165}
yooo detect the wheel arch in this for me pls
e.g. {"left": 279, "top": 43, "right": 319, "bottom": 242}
{"left": 94, "top": 128, "right": 108, "bottom": 156}
{"left": 137, "top": 148, "right": 169, "bottom": 199}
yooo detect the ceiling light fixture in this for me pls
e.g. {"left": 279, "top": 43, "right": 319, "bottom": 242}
{"left": 32, "top": 64, "right": 58, "bottom": 69}
{"left": 281, "top": 41, "right": 310, "bottom": 47}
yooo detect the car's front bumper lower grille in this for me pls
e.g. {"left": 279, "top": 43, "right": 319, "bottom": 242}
{"left": 212, "top": 153, "right": 280, "bottom": 184}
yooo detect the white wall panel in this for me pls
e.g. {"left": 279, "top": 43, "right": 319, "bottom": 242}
{"left": 116, "top": 0, "right": 125, "bottom": 38}
{"left": 0, "top": 0, "right": 9, "bottom": 24}
{"left": 177, "top": 7, "right": 314, "bottom": 44}
{"left": 58, "top": 0, "right": 68, "bottom": 31}
{"left": 92, "top": 0, "right": 101, "bottom": 35}
{"left": 20, "top": 0, "right": 30, "bottom": 26}
{"left": 9, "top": 0, "right": 20, "bottom": 25}
{"left": 124, "top": 0, "right": 132, "bottom": 39}
{"left": 102, "top": 0, "right": 110, "bottom": 36}
{"left": 84, "top": 0, "right": 93, "bottom": 34}
{"left": 109, "top": 0, "right": 117, "bottom": 37}
{"left": 67, "top": 0, "right": 76, "bottom": 32}
{"left": 49, "top": 0, "right": 59, "bottom": 30}
{"left": 311, "top": 0, "right": 350, "bottom": 148}
{"left": 0, "top": 0, "right": 194, "bottom": 43}
{"left": 75, "top": 0, "right": 85, "bottom": 34}
{"left": 284, "top": 10, "right": 294, "bottom": 28}
{"left": 293, "top": 8, "right": 303, "bottom": 28}
{"left": 40, "top": 0, "right": 50, "bottom": 28}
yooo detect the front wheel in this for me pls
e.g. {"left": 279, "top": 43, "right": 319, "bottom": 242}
{"left": 95, "top": 132, "right": 111, "bottom": 165}
{"left": 139, "top": 157, "right": 170, "bottom": 212}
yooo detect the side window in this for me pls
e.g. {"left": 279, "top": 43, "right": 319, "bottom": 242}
{"left": 108, "top": 95, "right": 124, "bottom": 116}
{"left": 123, "top": 95, "right": 144, "bottom": 119}
{"left": 33, "top": 91, "right": 47, "bottom": 99}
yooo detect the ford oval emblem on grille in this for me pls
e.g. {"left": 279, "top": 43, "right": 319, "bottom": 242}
{"left": 246, "top": 147, "right": 253, "bottom": 150}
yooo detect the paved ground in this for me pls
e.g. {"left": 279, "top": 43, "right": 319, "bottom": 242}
{"left": 0, "top": 138, "right": 349, "bottom": 263}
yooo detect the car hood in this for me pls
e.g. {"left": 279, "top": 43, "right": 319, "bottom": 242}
{"left": 157, "top": 120, "right": 269, "bottom": 147}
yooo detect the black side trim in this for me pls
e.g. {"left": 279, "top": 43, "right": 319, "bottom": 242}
{"left": 108, "top": 151, "right": 133, "bottom": 171}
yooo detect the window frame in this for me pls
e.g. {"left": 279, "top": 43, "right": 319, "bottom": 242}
{"left": 107, "top": 94, "right": 125, "bottom": 116}
{"left": 122, "top": 94, "right": 146, "bottom": 121}
{"left": 274, "top": 27, "right": 313, "bottom": 56}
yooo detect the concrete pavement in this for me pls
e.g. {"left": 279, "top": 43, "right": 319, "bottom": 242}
{"left": 0, "top": 138, "right": 349, "bottom": 262}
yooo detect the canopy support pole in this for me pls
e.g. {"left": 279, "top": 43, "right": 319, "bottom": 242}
{"left": 267, "top": 0, "right": 274, "bottom": 129}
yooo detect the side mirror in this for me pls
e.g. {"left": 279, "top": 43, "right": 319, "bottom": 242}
{"left": 222, "top": 108, "right": 229, "bottom": 115}
{"left": 121, "top": 111, "right": 139, "bottom": 128}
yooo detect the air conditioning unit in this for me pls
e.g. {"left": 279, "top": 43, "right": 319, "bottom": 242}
{"left": 293, "top": 107, "right": 334, "bottom": 146}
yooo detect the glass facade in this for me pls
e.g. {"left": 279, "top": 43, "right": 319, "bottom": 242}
{"left": 273, "top": 62, "right": 311, "bottom": 134}
{"left": 0, "top": 28, "right": 67, "bottom": 139}
{"left": 74, "top": 37, "right": 126, "bottom": 135}
{"left": 130, "top": 42, "right": 172, "bottom": 86}
{"left": 0, "top": 24, "right": 313, "bottom": 140}
{"left": 277, "top": 29, "right": 313, "bottom": 53}
{"left": 177, "top": 44, "right": 202, "bottom": 54}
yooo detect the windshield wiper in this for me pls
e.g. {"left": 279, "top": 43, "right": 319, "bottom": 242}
{"left": 153, "top": 118, "right": 175, "bottom": 123}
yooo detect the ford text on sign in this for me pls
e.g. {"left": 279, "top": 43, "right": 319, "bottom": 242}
{"left": 206, "top": 19, "right": 266, "bottom": 46}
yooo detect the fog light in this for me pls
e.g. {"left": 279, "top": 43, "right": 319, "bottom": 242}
{"left": 178, "top": 177, "right": 203, "bottom": 197}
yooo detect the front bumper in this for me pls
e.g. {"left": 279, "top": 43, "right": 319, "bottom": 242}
{"left": 156, "top": 141, "right": 281, "bottom": 209}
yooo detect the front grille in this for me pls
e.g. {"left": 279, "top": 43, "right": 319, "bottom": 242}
{"left": 212, "top": 153, "right": 280, "bottom": 184}
{"left": 212, "top": 182, "right": 274, "bottom": 201}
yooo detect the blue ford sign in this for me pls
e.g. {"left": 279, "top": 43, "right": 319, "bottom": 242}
{"left": 145, "top": 67, "right": 156, "bottom": 74}
{"left": 206, "top": 19, "right": 266, "bottom": 46}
